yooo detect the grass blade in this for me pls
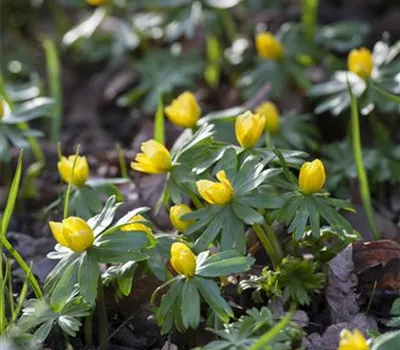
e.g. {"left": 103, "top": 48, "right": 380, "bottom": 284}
{"left": 154, "top": 93, "right": 165, "bottom": 145}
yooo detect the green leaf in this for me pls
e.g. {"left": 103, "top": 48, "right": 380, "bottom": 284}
{"left": 370, "top": 81, "right": 400, "bottom": 105}
{"left": 195, "top": 208, "right": 227, "bottom": 252}
{"left": 154, "top": 93, "right": 165, "bottom": 144}
{"left": 214, "top": 147, "right": 237, "bottom": 179}
{"left": 156, "top": 279, "right": 184, "bottom": 319}
{"left": 371, "top": 330, "right": 400, "bottom": 350}
{"left": 193, "top": 277, "right": 233, "bottom": 322}
{"left": 87, "top": 195, "right": 121, "bottom": 235}
{"left": 221, "top": 207, "right": 245, "bottom": 253}
{"left": 58, "top": 315, "right": 82, "bottom": 337}
{"left": 181, "top": 279, "right": 200, "bottom": 329}
{"left": 1, "top": 151, "right": 23, "bottom": 238}
{"left": 117, "top": 261, "right": 137, "bottom": 296}
{"left": 196, "top": 251, "right": 254, "bottom": 277}
{"left": 33, "top": 320, "right": 54, "bottom": 343}
{"left": 147, "top": 250, "right": 167, "bottom": 281}
{"left": 231, "top": 202, "right": 264, "bottom": 225}
{"left": 78, "top": 251, "right": 99, "bottom": 305}
{"left": 5, "top": 97, "right": 54, "bottom": 123}
{"left": 50, "top": 259, "right": 79, "bottom": 312}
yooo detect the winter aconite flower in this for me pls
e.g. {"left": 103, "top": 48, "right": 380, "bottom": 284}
{"left": 255, "top": 102, "right": 280, "bottom": 134}
{"left": 58, "top": 155, "right": 89, "bottom": 187}
{"left": 235, "top": 111, "right": 266, "bottom": 148}
{"left": 299, "top": 159, "right": 326, "bottom": 195}
{"left": 170, "top": 242, "right": 196, "bottom": 278}
{"left": 338, "top": 329, "right": 369, "bottom": 350}
{"left": 165, "top": 91, "right": 201, "bottom": 129}
{"left": 170, "top": 204, "right": 194, "bottom": 232}
{"left": 196, "top": 170, "right": 234, "bottom": 206}
{"left": 86, "top": 0, "right": 108, "bottom": 6}
{"left": 255, "top": 32, "right": 284, "bottom": 61}
{"left": 121, "top": 215, "right": 152, "bottom": 235}
{"left": 49, "top": 217, "right": 94, "bottom": 252}
{"left": 131, "top": 140, "right": 172, "bottom": 174}
{"left": 348, "top": 48, "right": 373, "bottom": 80}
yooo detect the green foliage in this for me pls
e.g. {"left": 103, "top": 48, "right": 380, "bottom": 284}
{"left": 258, "top": 257, "right": 325, "bottom": 306}
{"left": 154, "top": 250, "right": 254, "bottom": 334}
{"left": 309, "top": 39, "right": 400, "bottom": 115}
{"left": 371, "top": 330, "right": 400, "bottom": 350}
{"left": 388, "top": 298, "right": 400, "bottom": 327}
{"left": 118, "top": 49, "right": 203, "bottom": 113}
{"left": 195, "top": 307, "right": 304, "bottom": 350}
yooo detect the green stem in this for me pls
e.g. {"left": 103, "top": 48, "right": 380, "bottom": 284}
{"left": 265, "top": 130, "right": 272, "bottom": 149}
{"left": 84, "top": 313, "right": 93, "bottom": 349}
{"left": 263, "top": 223, "right": 283, "bottom": 263}
{"left": 63, "top": 146, "right": 80, "bottom": 219}
{"left": 252, "top": 224, "right": 280, "bottom": 269}
{"left": 0, "top": 237, "right": 43, "bottom": 299}
{"left": 301, "top": 0, "right": 319, "bottom": 45}
{"left": 349, "top": 84, "right": 380, "bottom": 240}
{"left": 43, "top": 39, "right": 62, "bottom": 144}
{"left": 116, "top": 143, "right": 128, "bottom": 178}
{"left": 97, "top": 279, "right": 108, "bottom": 350}
{"left": 250, "top": 303, "right": 296, "bottom": 350}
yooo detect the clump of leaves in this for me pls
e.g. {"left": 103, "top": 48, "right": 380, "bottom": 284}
{"left": 195, "top": 307, "right": 304, "bottom": 350}
{"left": 118, "top": 48, "right": 203, "bottom": 113}
{"left": 258, "top": 257, "right": 325, "bottom": 306}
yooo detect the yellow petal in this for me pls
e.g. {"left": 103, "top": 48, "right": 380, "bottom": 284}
{"left": 170, "top": 242, "right": 196, "bottom": 278}
{"left": 58, "top": 155, "right": 89, "bottom": 186}
{"left": 165, "top": 91, "right": 201, "bottom": 128}
{"left": 121, "top": 214, "right": 152, "bottom": 234}
{"left": 131, "top": 140, "right": 172, "bottom": 174}
{"left": 255, "top": 102, "right": 280, "bottom": 133}
{"left": 348, "top": 47, "right": 373, "bottom": 80}
{"left": 235, "top": 111, "right": 266, "bottom": 148}
{"left": 49, "top": 221, "right": 69, "bottom": 248}
{"left": 62, "top": 217, "right": 94, "bottom": 252}
{"left": 298, "top": 159, "right": 326, "bottom": 195}
{"left": 169, "top": 204, "right": 194, "bottom": 232}
{"left": 255, "top": 32, "right": 284, "bottom": 60}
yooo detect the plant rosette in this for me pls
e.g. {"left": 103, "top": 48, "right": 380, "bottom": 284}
{"left": 45, "top": 196, "right": 155, "bottom": 309}
{"left": 240, "top": 24, "right": 312, "bottom": 99}
{"left": 180, "top": 148, "right": 282, "bottom": 253}
{"left": 152, "top": 246, "right": 254, "bottom": 334}
{"left": 309, "top": 39, "right": 400, "bottom": 115}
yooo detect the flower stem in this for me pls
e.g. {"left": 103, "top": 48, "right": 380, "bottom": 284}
{"left": 349, "top": 83, "right": 380, "bottom": 240}
{"left": 252, "top": 224, "right": 280, "bottom": 269}
{"left": 97, "top": 279, "right": 109, "bottom": 350}
{"left": 84, "top": 313, "right": 93, "bottom": 349}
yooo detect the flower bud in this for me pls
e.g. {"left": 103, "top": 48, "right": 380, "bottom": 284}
{"left": 49, "top": 217, "right": 94, "bottom": 252}
{"left": 165, "top": 91, "right": 201, "bottom": 129}
{"left": 131, "top": 140, "right": 172, "bottom": 174}
{"left": 170, "top": 204, "right": 194, "bottom": 232}
{"left": 170, "top": 242, "right": 196, "bottom": 278}
{"left": 58, "top": 155, "right": 89, "bottom": 187}
{"left": 87, "top": 0, "right": 108, "bottom": 6}
{"left": 235, "top": 111, "right": 266, "bottom": 148}
{"left": 338, "top": 329, "right": 369, "bottom": 350}
{"left": 121, "top": 214, "right": 152, "bottom": 235}
{"left": 348, "top": 47, "right": 373, "bottom": 80}
{"left": 298, "top": 159, "right": 326, "bottom": 195}
{"left": 255, "top": 32, "right": 284, "bottom": 61}
{"left": 255, "top": 102, "right": 280, "bottom": 134}
{"left": 196, "top": 170, "right": 234, "bottom": 206}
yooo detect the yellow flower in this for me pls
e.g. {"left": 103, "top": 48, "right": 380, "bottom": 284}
{"left": 298, "top": 159, "right": 326, "bottom": 195}
{"left": 131, "top": 140, "right": 172, "bottom": 174}
{"left": 255, "top": 32, "right": 284, "bottom": 60}
{"left": 196, "top": 170, "right": 234, "bottom": 206}
{"left": 338, "top": 329, "right": 369, "bottom": 350}
{"left": 165, "top": 91, "right": 201, "bottom": 128}
{"left": 255, "top": 102, "right": 280, "bottom": 134}
{"left": 170, "top": 242, "right": 196, "bottom": 278}
{"left": 49, "top": 217, "right": 94, "bottom": 252}
{"left": 86, "top": 0, "right": 108, "bottom": 6}
{"left": 170, "top": 204, "right": 194, "bottom": 232}
{"left": 121, "top": 214, "right": 152, "bottom": 235}
{"left": 58, "top": 155, "right": 89, "bottom": 187}
{"left": 235, "top": 111, "right": 266, "bottom": 148}
{"left": 348, "top": 47, "right": 373, "bottom": 79}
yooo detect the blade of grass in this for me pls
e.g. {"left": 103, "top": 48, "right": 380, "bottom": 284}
{"left": 43, "top": 39, "right": 63, "bottom": 144}
{"left": 154, "top": 93, "right": 165, "bottom": 145}
{"left": 302, "top": 0, "right": 319, "bottom": 45}
{"left": 348, "top": 79, "right": 380, "bottom": 240}
{"left": 6, "top": 258, "right": 15, "bottom": 320}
